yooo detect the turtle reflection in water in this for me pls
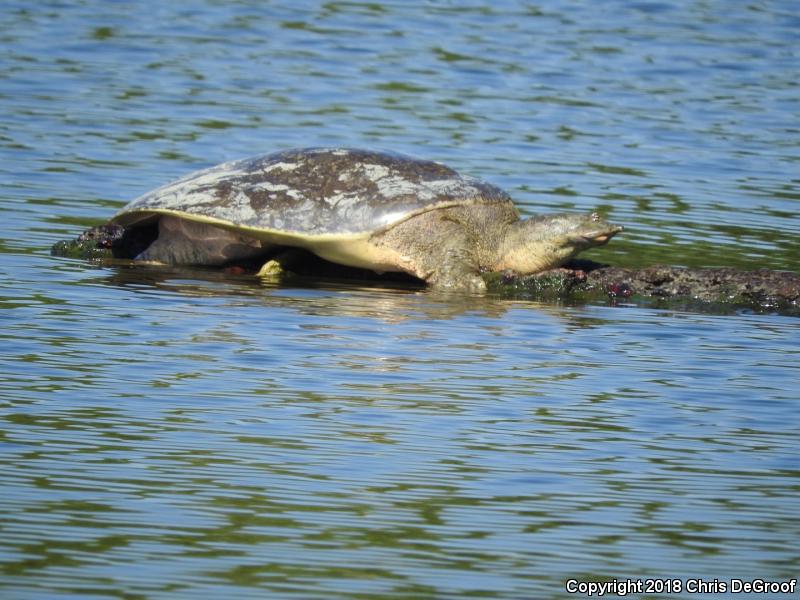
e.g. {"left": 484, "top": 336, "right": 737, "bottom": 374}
{"left": 52, "top": 148, "right": 623, "bottom": 291}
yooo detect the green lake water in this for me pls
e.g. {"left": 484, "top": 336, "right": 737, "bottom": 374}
{"left": 1, "top": 1, "right": 798, "bottom": 598}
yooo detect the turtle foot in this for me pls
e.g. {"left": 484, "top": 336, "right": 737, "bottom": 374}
{"left": 256, "top": 259, "right": 287, "bottom": 278}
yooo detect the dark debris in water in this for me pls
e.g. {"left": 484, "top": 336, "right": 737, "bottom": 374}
{"left": 51, "top": 223, "right": 157, "bottom": 261}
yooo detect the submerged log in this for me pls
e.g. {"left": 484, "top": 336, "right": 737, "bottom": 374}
{"left": 52, "top": 228, "right": 799, "bottom": 315}
{"left": 488, "top": 260, "right": 800, "bottom": 315}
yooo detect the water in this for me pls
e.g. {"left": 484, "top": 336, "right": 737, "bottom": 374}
{"left": 1, "top": 1, "right": 799, "bottom": 598}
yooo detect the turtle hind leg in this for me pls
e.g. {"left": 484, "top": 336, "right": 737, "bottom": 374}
{"left": 136, "top": 216, "right": 265, "bottom": 265}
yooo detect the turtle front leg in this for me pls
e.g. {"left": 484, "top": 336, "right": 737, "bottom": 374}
{"left": 425, "top": 250, "right": 487, "bottom": 292}
{"left": 256, "top": 248, "right": 308, "bottom": 278}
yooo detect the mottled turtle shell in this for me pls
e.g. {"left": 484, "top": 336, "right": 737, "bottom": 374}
{"left": 113, "top": 148, "right": 515, "bottom": 237}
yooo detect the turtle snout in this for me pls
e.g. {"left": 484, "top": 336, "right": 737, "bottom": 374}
{"left": 579, "top": 225, "right": 623, "bottom": 245}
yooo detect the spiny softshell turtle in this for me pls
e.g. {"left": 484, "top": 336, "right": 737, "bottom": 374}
{"left": 53, "top": 147, "right": 623, "bottom": 290}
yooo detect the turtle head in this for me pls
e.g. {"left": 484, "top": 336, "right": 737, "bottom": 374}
{"left": 497, "top": 212, "right": 623, "bottom": 274}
